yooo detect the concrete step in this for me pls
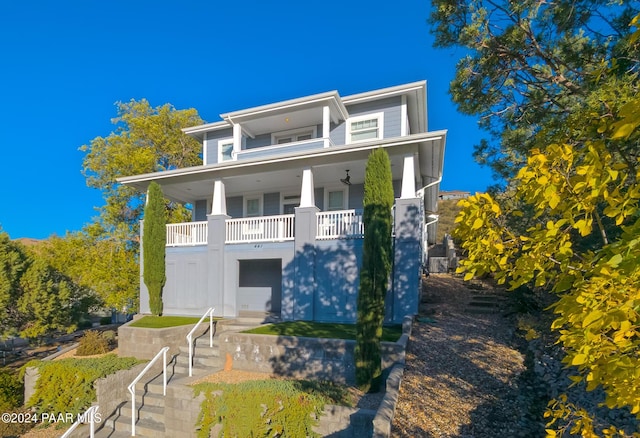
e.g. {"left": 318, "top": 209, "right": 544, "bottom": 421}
{"left": 93, "top": 426, "right": 131, "bottom": 438}
{"left": 172, "top": 363, "right": 222, "bottom": 378}
{"left": 179, "top": 343, "right": 221, "bottom": 357}
{"left": 117, "top": 401, "right": 165, "bottom": 423}
{"left": 106, "top": 413, "right": 165, "bottom": 437}
{"left": 134, "top": 390, "right": 165, "bottom": 408}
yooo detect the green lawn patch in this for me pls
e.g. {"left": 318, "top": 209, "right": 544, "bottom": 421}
{"left": 194, "top": 379, "right": 354, "bottom": 438}
{"left": 129, "top": 315, "right": 203, "bottom": 328}
{"left": 243, "top": 321, "right": 402, "bottom": 342}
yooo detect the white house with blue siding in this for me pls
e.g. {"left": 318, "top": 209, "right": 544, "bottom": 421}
{"left": 118, "top": 81, "right": 446, "bottom": 324}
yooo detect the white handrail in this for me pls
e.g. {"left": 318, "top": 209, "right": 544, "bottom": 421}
{"left": 127, "top": 346, "right": 169, "bottom": 436}
{"left": 60, "top": 405, "right": 100, "bottom": 438}
{"left": 186, "top": 307, "right": 215, "bottom": 377}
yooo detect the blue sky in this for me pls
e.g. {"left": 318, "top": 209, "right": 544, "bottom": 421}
{"left": 0, "top": 0, "right": 494, "bottom": 240}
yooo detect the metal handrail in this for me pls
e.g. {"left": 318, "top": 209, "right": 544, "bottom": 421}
{"left": 60, "top": 405, "right": 100, "bottom": 438}
{"left": 186, "top": 307, "right": 215, "bottom": 377}
{"left": 127, "top": 346, "right": 169, "bottom": 436}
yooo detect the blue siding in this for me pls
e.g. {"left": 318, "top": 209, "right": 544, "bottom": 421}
{"left": 264, "top": 192, "right": 280, "bottom": 215}
{"left": 227, "top": 196, "right": 243, "bottom": 218}
{"left": 245, "top": 133, "right": 272, "bottom": 150}
{"left": 195, "top": 200, "right": 208, "bottom": 221}
{"left": 204, "top": 129, "right": 233, "bottom": 165}
{"left": 348, "top": 183, "right": 364, "bottom": 210}
{"left": 330, "top": 121, "right": 345, "bottom": 145}
{"left": 345, "top": 96, "right": 403, "bottom": 140}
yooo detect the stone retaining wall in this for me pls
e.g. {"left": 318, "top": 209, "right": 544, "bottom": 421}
{"left": 218, "top": 332, "right": 404, "bottom": 385}
{"left": 117, "top": 318, "right": 210, "bottom": 360}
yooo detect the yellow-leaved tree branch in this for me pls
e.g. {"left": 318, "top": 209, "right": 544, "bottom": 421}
{"left": 453, "top": 15, "right": 640, "bottom": 437}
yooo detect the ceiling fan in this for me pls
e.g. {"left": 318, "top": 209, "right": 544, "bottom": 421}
{"left": 340, "top": 169, "right": 351, "bottom": 186}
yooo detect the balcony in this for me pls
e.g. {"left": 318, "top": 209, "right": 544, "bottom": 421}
{"left": 234, "top": 138, "right": 330, "bottom": 161}
{"left": 226, "top": 214, "right": 295, "bottom": 243}
{"left": 164, "top": 209, "right": 364, "bottom": 246}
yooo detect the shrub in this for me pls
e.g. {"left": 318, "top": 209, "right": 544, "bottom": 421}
{"left": 194, "top": 380, "right": 352, "bottom": 438}
{"left": 100, "top": 316, "right": 112, "bottom": 325}
{"left": 0, "top": 368, "right": 23, "bottom": 411}
{"left": 23, "top": 354, "right": 142, "bottom": 416}
{"left": 76, "top": 330, "right": 110, "bottom": 356}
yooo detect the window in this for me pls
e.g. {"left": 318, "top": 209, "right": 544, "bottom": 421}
{"left": 272, "top": 127, "right": 317, "bottom": 145}
{"left": 348, "top": 112, "right": 384, "bottom": 143}
{"left": 245, "top": 197, "right": 262, "bottom": 217}
{"left": 218, "top": 138, "right": 234, "bottom": 162}
{"left": 326, "top": 189, "right": 346, "bottom": 211}
{"left": 281, "top": 194, "right": 301, "bottom": 214}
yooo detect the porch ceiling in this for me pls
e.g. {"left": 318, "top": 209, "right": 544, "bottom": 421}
{"left": 118, "top": 131, "right": 446, "bottom": 206}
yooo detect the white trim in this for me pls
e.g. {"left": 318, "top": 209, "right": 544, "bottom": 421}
{"left": 324, "top": 185, "right": 348, "bottom": 211}
{"left": 203, "top": 132, "right": 208, "bottom": 165}
{"left": 271, "top": 126, "right": 317, "bottom": 145}
{"left": 400, "top": 95, "right": 407, "bottom": 136}
{"left": 217, "top": 137, "right": 234, "bottom": 163}
{"left": 243, "top": 194, "right": 263, "bottom": 217}
{"left": 281, "top": 192, "right": 301, "bottom": 214}
{"left": 347, "top": 112, "right": 384, "bottom": 144}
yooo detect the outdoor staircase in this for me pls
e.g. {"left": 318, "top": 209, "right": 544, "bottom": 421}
{"left": 92, "top": 317, "right": 266, "bottom": 437}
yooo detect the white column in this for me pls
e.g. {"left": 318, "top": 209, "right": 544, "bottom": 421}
{"left": 299, "top": 167, "right": 315, "bottom": 207}
{"left": 322, "top": 105, "right": 330, "bottom": 147}
{"left": 401, "top": 154, "right": 416, "bottom": 199}
{"left": 211, "top": 179, "right": 227, "bottom": 215}
{"left": 233, "top": 124, "right": 242, "bottom": 159}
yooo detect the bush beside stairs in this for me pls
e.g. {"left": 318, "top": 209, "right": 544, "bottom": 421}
{"left": 91, "top": 317, "right": 263, "bottom": 438}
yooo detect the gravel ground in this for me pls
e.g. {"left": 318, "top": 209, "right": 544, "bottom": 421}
{"left": 391, "top": 274, "right": 533, "bottom": 438}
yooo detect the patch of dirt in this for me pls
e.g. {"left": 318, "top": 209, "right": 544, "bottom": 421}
{"left": 391, "top": 273, "right": 533, "bottom": 437}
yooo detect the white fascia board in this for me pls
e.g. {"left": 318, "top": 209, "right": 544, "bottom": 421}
{"left": 342, "top": 80, "right": 427, "bottom": 104}
{"left": 220, "top": 91, "right": 347, "bottom": 122}
{"left": 182, "top": 120, "right": 231, "bottom": 142}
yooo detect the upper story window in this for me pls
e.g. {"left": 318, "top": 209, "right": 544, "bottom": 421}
{"left": 347, "top": 112, "right": 384, "bottom": 143}
{"left": 272, "top": 127, "right": 317, "bottom": 145}
{"left": 218, "top": 138, "right": 234, "bottom": 162}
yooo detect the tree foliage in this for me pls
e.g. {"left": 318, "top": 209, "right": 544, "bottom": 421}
{"left": 0, "top": 233, "right": 95, "bottom": 342}
{"left": 453, "top": 15, "right": 640, "bottom": 433}
{"left": 80, "top": 99, "right": 203, "bottom": 241}
{"left": 143, "top": 182, "right": 167, "bottom": 316}
{"left": 355, "top": 148, "right": 394, "bottom": 393}
{"left": 429, "top": 0, "right": 640, "bottom": 180}
{"left": 31, "top": 231, "right": 138, "bottom": 313}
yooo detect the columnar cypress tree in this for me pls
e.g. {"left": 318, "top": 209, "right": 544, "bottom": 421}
{"left": 355, "top": 148, "right": 394, "bottom": 392}
{"left": 143, "top": 181, "right": 166, "bottom": 316}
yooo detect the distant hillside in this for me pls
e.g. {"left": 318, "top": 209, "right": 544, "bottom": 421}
{"left": 13, "top": 237, "right": 44, "bottom": 247}
{"left": 435, "top": 198, "right": 464, "bottom": 243}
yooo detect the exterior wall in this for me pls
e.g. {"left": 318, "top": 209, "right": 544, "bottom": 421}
{"left": 226, "top": 196, "right": 243, "bottom": 218}
{"left": 203, "top": 128, "right": 233, "bottom": 165}
{"left": 263, "top": 192, "right": 280, "bottom": 215}
{"left": 194, "top": 199, "right": 208, "bottom": 221}
{"left": 347, "top": 96, "right": 403, "bottom": 139}
{"left": 164, "top": 246, "right": 209, "bottom": 316}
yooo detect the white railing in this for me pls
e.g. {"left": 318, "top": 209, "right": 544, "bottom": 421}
{"left": 127, "top": 347, "right": 169, "bottom": 436}
{"left": 60, "top": 405, "right": 100, "bottom": 438}
{"left": 166, "top": 221, "right": 208, "bottom": 247}
{"left": 316, "top": 210, "right": 364, "bottom": 239}
{"left": 226, "top": 214, "right": 295, "bottom": 243}
{"left": 186, "top": 307, "right": 215, "bottom": 377}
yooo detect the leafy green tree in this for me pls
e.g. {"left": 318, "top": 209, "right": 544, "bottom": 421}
{"left": 32, "top": 232, "right": 139, "bottom": 314}
{"left": 0, "top": 233, "right": 29, "bottom": 338}
{"left": 355, "top": 149, "right": 394, "bottom": 393}
{"left": 143, "top": 182, "right": 167, "bottom": 316}
{"left": 80, "top": 99, "right": 203, "bottom": 243}
{"left": 429, "top": 0, "right": 640, "bottom": 180}
{"left": 453, "top": 15, "right": 640, "bottom": 435}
